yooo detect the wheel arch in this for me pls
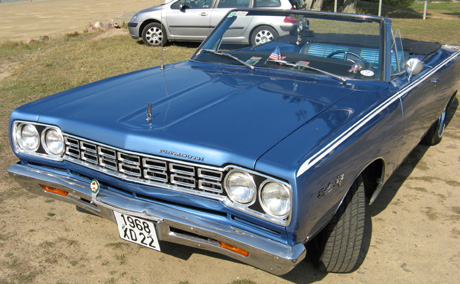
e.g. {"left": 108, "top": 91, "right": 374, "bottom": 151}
{"left": 448, "top": 90, "right": 457, "bottom": 106}
{"left": 307, "top": 157, "right": 385, "bottom": 242}
{"left": 360, "top": 158, "right": 385, "bottom": 204}
{"left": 331, "top": 158, "right": 385, "bottom": 219}
{"left": 139, "top": 19, "right": 163, "bottom": 38}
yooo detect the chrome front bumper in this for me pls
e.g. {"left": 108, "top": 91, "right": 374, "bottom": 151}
{"left": 8, "top": 163, "right": 306, "bottom": 275}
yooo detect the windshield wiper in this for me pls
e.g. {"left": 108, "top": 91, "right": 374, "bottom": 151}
{"left": 202, "top": 49, "right": 255, "bottom": 71}
{"left": 267, "top": 59, "right": 346, "bottom": 82}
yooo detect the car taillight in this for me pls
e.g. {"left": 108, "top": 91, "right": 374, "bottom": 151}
{"left": 285, "top": 7, "right": 299, "bottom": 23}
{"left": 284, "top": 16, "right": 298, "bottom": 23}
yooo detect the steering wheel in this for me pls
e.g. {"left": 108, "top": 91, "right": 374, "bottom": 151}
{"left": 327, "top": 50, "right": 369, "bottom": 68}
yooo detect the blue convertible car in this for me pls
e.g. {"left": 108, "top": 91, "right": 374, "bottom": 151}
{"left": 7, "top": 9, "right": 460, "bottom": 275}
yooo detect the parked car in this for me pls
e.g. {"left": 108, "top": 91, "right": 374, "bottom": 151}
{"left": 8, "top": 9, "right": 460, "bottom": 275}
{"left": 128, "top": 0, "right": 300, "bottom": 46}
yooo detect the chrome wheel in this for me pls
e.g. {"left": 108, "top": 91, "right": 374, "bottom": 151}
{"left": 437, "top": 110, "right": 446, "bottom": 138}
{"left": 422, "top": 108, "right": 448, "bottom": 146}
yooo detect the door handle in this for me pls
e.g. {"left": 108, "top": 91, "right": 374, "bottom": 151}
{"left": 200, "top": 12, "right": 208, "bottom": 16}
{"left": 431, "top": 78, "right": 440, "bottom": 84}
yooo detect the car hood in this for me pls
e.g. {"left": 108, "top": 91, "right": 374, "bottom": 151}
{"left": 15, "top": 62, "right": 358, "bottom": 169}
{"left": 136, "top": 0, "right": 173, "bottom": 15}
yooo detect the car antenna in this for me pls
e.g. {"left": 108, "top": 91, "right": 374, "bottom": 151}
{"left": 160, "top": 1, "right": 171, "bottom": 122}
{"left": 147, "top": 0, "right": 170, "bottom": 125}
{"left": 160, "top": 0, "right": 169, "bottom": 94}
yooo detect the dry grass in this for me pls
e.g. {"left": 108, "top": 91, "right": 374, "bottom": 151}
{"left": 0, "top": 31, "right": 195, "bottom": 103}
{"left": 0, "top": 30, "right": 196, "bottom": 182}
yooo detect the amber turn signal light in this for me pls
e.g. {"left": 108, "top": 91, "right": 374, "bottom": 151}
{"left": 40, "top": 185, "right": 68, "bottom": 196}
{"left": 218, "top": 241, "right": 249, "bottom": 257}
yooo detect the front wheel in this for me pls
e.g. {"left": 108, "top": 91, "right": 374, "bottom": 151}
{"left": 142, "top": 23, "right": 167, "bottom": 47}
{"left": 250, "top": 26, "right": 278, "bottom": 46}
{"left": 311, "top": 176, "right": 367, "bottom": 273}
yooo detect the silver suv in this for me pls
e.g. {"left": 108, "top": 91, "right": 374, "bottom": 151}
{"left": 128, "top": 0, "right": 299, "bottom": 46}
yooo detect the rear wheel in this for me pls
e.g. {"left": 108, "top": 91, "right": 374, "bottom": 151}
{"left": 142, "top": 23, "right": 167, "bottom": 47}
{"left": 421, "top": 109, "right": 447, "bottom": 146}
{"left": 311, "top": 176, "right": 366, "bottom": 273}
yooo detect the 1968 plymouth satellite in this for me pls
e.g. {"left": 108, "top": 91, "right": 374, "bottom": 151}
{"left": 7, "top": 9, "right": 460, "bottom": 275}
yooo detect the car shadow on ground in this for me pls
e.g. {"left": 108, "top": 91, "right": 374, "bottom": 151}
{"left": 136, "top": 40, "right": 201, "bottom": 49}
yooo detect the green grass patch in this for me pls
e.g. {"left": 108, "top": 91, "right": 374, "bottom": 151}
{"left": 410, "top": 186, "right": 428, "bottom": 192}
{"left": 452, "top": 206, "right": 460, "bottom": 215}
{"left": 115, "top": 254, "right": 127, "bottom": 265}
{"left": 392, "top": 18, "right": 460, "bottom": 45}
{"left": 105, "top": 242, "right": 130, "bottom": 250}
{"left": 410, "top": 2, "right": 460, "bottom": 14}
{"left": 452, "top": 228, "right": 460, "bottom": 237}
{"left": 40, "top": 241, "right": 54, "bottom": 248}
{"left": 424, "top": 207, "right": 438, "bottom": 221}
{"left": 231, "top": 280, "right": 257, "bottom": 284}
{"left": 446, "top": 180, "right": 460, "bottom": 187}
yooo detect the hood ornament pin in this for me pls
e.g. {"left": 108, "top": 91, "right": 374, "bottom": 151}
{"left": 146, "top": 102, "right": 152, "bottom": 123}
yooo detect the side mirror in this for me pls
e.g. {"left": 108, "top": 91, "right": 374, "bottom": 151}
{"left": 406, "top": 58, "right": 423, "bottom": 77}
{"left": 179, "top": 4, "right": 186, "bottom": 11}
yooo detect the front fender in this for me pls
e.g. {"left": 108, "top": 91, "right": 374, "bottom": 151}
{"left": 256, "top": 83, "right": 403, "bottom": 243}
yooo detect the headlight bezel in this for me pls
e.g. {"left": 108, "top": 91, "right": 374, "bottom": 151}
{"left": 12, "top": 121, "right": 65, "bottom": 161}
{"left": 223, "top": 166, "right": 292, "bottom": 226}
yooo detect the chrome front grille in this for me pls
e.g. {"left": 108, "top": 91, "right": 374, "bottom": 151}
{"left": 64, "top": 135, "right": 225, "bottom": 197}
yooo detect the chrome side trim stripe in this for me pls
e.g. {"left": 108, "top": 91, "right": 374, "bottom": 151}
{"left": 297, "top": 49, "right": 460, "bottom": 177}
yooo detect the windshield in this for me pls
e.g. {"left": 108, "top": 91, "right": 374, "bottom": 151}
{"left": 192, "top": 9, "right": 384, "bottom": 80}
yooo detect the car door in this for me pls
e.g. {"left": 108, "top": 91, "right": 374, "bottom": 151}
{"left": 392, "top": 30, "right": 445, "bottom": 159}
{"left": 165, "top": 0, "right": 214, "bottom": 40}
{"left": 399, "top": 72, "right": 440, "bottom": 154}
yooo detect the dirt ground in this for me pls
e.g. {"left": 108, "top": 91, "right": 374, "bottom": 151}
{"left": 1, "top": 1, "right": 460, "bottom": 284}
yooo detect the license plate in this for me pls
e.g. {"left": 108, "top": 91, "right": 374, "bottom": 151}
{"left": 113, "top": 211, "right": 160, "bottom": 251}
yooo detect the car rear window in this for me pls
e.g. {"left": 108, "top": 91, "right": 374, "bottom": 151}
{"left": 218, "top": 0, "right": 250, "bottom": 8}
{"left": 254, "top": 0, "right": 282, "bottom": 7}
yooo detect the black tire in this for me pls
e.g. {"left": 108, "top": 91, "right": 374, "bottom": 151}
{"left": 312, "top": 176, "right": 366, "bottom": 273}
{"left": 421, "top": 109, "right": 446, "bottom": 146}
{"left": 142, "top": 23, "right": 167, "bottom": 47}
{"left": 250, "top": 26, "right": 278, "bottom": 46}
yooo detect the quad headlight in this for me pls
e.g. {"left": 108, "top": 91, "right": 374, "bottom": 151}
{"left": 13, "top": 121, "right": 64, "bottom": 160}
{"left": 16, "top": 124, "right": 40, "bottom": 152}
{"left": 260, "top": 181, "right": 291, "bottom": 217}
{"left": 223, "top": 167, "right": 292, "bottom": 226}
{"left": 42, "top": 128, "right": 64, "bottom": 156}
{"left": 224, "top": 170, "right": 256, "bottom": 204}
